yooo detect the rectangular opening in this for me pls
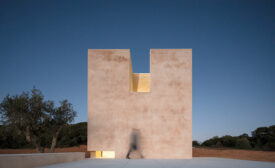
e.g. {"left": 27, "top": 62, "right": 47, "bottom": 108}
{"left": 129, "top": 55, "right": 150, "bottom": 92}
{"left": 131, "top": 73, "right": 151, "bottom": 92}
{"left": 90, "top": 151, "right": 115, "bottom": 159}
{"left": 102, "top": 151, "right": 115, "bottom": 158}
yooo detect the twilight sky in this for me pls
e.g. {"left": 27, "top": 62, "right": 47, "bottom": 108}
{"left": 0, "top": 0, "right": 274, "bottom": 142}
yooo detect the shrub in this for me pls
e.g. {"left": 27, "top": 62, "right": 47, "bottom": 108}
{"left": 192, "top": 140, "right": 200, "bottom": 147}
{"left": 236, "top": 137, "right": 251, "bottom": 149}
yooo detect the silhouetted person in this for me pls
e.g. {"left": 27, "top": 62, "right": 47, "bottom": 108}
{"left": 126, "top": 129, "right": 144, "bottom": 159}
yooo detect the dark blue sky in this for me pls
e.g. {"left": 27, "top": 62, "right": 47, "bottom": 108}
{"left": 0, "top": 0, "right": 274, "bottom": 141}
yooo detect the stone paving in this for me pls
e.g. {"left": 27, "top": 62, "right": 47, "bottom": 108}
{"left": 38, "top": 157, "right": 275, "bottom": 168}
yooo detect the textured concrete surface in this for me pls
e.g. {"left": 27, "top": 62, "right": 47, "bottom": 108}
{"left": 0, "top": 152, "right": 85, "bottom": 168}
{"left": 88, "top": 49, "right": 192, "bottom": 158}
{"left": 38, "top": 158, "right": 275, "bottom": 168}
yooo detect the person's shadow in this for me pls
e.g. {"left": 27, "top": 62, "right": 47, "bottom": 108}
{"left": 126, "top": 129, "right": 144, "bottom": 159}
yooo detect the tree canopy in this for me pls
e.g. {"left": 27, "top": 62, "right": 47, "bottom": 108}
{"left": 193, "top": 125, "right": 275, "bottom": 151}
{"left": 0, "top": 88, "right": 76, "bottom": 152}
{"left": 0, "top": 122, "right": 87, "bottom": 149}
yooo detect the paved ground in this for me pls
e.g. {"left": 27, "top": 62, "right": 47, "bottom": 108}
{"left": 38, "top": 158, "right": 275, "bottom": 168}
{"left": 3, "top": 146, "right": 275, "bottom": 162}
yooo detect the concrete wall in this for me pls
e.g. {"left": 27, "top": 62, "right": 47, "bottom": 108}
{"left": 0, "top": 152, "right": 85, "bottom": 168}
{"left": 88, "top": 49, "right": 192, "bottom": 159}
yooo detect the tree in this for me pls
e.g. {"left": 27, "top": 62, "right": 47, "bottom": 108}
{"left": 0, "top": 88, "right": 76, "bottom": 153}
{"left": 46, "top": 100, "right": 76, "bottom": 152}
{"left": 215, "top": 141, "right": 223, "bottom": 148}
{"left": 202, "top": 136, "right": 219, "bottom": 147}
{"left": 220, "top": 135, "right": 237, "bottom": 148}
{"left": 0, "top": 122, "right": 87, "bottom": 149}
{"left": 192, "top": 140, "right": 200, "bottom": 147}
{"left": 236, "top": 137, "right": 251, "bottom": 149}
{"left": 0, "top": 89, "right": 47, "bottom": 152}
{"left": 251, "top": 125, "right": 275, "bottom": 150}
{"left": 57, "top": 122, "right": 87, "bottom": 148}
{"left": 0, "top": 124, "right": 29, "bottom": 148}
